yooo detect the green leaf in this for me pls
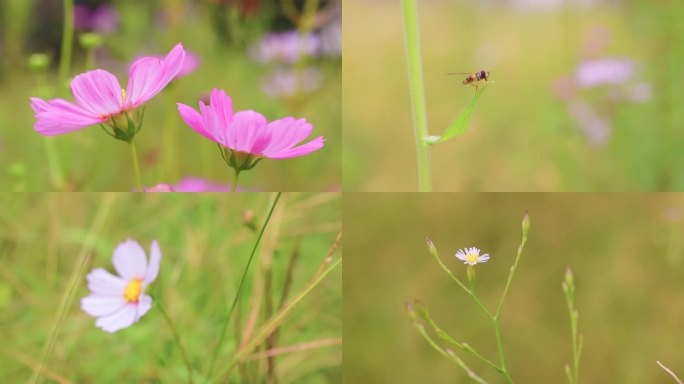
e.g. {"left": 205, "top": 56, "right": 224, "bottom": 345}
{"left": 424, "top": 83, "right": 491, "bottom": 145}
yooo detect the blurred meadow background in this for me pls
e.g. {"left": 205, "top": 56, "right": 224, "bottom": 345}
{"left": 0, "top": 192, "right": 341, "bottom": 382}
{"left": 344, "top": 193, "right": 684, "bottom": 383}
{"left": 343, "top": 0, "right": 684, "bottom": 191}
{"left": 0, "top": 0, "right": 340, "bottom": 191}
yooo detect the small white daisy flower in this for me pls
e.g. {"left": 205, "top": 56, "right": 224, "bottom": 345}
{"left": 455, "top": 247, "right": 490, "bottom": 266}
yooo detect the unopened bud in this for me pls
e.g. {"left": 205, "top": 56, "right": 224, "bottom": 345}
{"left": 27, "top": 53, "right": 50, "bottom": 72}
{"left": 522, "top": 210, "right": 530, "bottom": 235}
{"left": 79, "top": 32, "right": 104, "bottom": 50}
{"left": 426, "top": 236, "right": 436, "bottom": 254}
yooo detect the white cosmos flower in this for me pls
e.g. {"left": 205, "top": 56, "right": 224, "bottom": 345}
{"left": 81, "top": 239, "right": 161, "bottom": 333}
{"left": 455, "top": 247, "right": 490, "bottom": 266}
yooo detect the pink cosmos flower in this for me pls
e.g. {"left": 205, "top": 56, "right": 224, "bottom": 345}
{"left": 177, "top": 88, "right": 324, "bottom": 163}
{"left": 81, "top": 239, "right": 161, "bottom": 333}
{"left": 31, "top": 43, "right": 185, "bottom": 137}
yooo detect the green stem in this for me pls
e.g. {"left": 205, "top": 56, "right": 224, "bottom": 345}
{"left": 85, "top": 48, "right": 95, "bottom": 71}
{"left": 400, "top": 0, "right": 431, "bottom": 192}
{"left": 43, "top": 139, "right": 65, "bottom": 190}
{"left": 130, "top": 141, "right": 143, "bottom": 191}
{"left": 232, "top": 169, "right": 241, "bottom": 193}
{"left": 157, "top": 302, "right": 194, "bottom": 384}
{"left": 58, "top": 0, "right": 74, "bottom": 85}
{"left": 493, "top": 318, "right": 514, "bottom": 384}
{"left": 496, "top": 228, "right": 529, "bottom": 317}
{"left": 206, "top": 193, "right": 282, "bottom": 377}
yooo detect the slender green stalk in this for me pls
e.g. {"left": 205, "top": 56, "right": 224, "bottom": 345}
{"left": 206, "top": 193, "right": 282, "bottom": 377}
{"left": 231, "top": 170, "right": 241, "bottom": 193}
{"left": 426, "top": 237, "right": 469, "bottom": 293}
{"left": 157, "top": 302, "right": 194, "bottom": 384}
{"left": 130, "top": 141, "right": 143, "bottom": 191}
{"left": 406, "top": 303, "right": 489, "bottom": 384}
{"left": 58, "top": 0, "right": 74, "bottom": 84}
{"left": 496, "top": 211, "right": 530, "bottom": 318}
{"left": 399, "top": 0, "right": 431, "bottom": 192}
{"left": 84, "top": 48, "right": 95, "bottom": 71}
{"left": 43, "top": 140, "right": 65, "bottom": 190}
{"left": 563, "top": 267, "right": 582, "bottom": 384}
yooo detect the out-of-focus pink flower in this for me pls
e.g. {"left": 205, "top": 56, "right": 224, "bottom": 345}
{"left": 177, "top": 88, "right": 324, "bottom": 170}
{"left": 144, "top": 184, "right": 175, "bottom": 192}
{"left": 31, "top": 43, "right": 185, "bottom": 136}
{"left": 173, "top": 177, "right": 233, "bottom": 192}
{"left": 567, "top": 101, "right": 611, "bottom": 147}
{"left": 261, "top": 67, "right": 322, "bottom": 97}
{"left": 250, "top": 31, "right": 321, "bottom": 64}
{"left": 74, "top": 5, "right": 120, "bottom": 35}
{"left": 575, "top": 58, "right": 635, "bottom": 88}
{"left": 135, "top": 49, "right": 199, "bottom": 79}
{"left": 81, "top": 239, "right": 161, "bottom": 333}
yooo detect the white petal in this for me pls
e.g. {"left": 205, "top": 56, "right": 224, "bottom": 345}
{"left": 135, "top": 294, "right": 153, "bottom": 321}
{"left": 455, "top": 250, "right": 467, "bottom": 261}
{"left": 95, "top": 304, "right": 138, "bottom": 333}
{"left": 86, "top": 268, "right": 126, "bottom": 296}
{"left": 81, "top": 294, "right": 127, "bottom": 317}
{"left": 144, "top": 240, "right": 162, "bottom": 285}
{"left": 112, "top": 239, "right": 147, "bottom": 280}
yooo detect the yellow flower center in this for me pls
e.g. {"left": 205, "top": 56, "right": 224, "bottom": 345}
{"left": 124, "top": 279, "right": 143, "bottom": 303}
{"left": 121, "top": 88, "right": 127, "bottom": 104}
{"left": 466, "top": 253, "right": 479, "bottom": 264}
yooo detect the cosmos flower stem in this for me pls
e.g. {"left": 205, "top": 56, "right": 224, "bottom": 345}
{"left": 58, "top": 0, "right": 75, "bottom": 85}
{"left": 231, "top": 169, "right": 241, "bottom": 193}
{"left": 157, "top": 302, "right": 194, "bottom": 384}
{"left": 400, "top": 0, "right": 432, "bottom": 192}
{"left": 207, "top": 192, "right": 282, "bottom": 378}
{"left": 130, "top": 141, "right": 143, "bottom": 192}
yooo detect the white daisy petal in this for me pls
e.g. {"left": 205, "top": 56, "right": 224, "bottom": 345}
{"left": 86, "top": 268, "right": 126, "bottom": 296}
{"left": 81, "top": 294, "right": 127, "bottom": 317}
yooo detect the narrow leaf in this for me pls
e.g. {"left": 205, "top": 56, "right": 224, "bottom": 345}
{"left": 425, "top": 83, "right": 490, "bottom": 145}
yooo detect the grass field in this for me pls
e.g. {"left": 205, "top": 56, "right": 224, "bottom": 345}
{"left": 0, "top": 192, "right": 341, "bottom": 383}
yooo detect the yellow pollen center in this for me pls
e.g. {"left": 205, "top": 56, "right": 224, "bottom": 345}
{"left": 124, "top": 279, "right": 143, "bottom": 303}
{"left": 121, "top": 88, "right": 127, "bottom": 104}
{"left": 466, "top": 253, "right": 479, "bottom": 264}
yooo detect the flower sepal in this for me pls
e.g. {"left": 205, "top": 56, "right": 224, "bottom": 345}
{"left": 220, "top": 145, "right": 264, "bottom": 173}
{"left": 100, "top": 106, "right": 146, "bottom": 143}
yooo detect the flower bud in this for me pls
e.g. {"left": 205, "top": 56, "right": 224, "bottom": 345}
{"left": 79, "top": 32, "right": 104, "bottom": 50}
{"left": 522, "top": 210, "right": 530, "bottom": 235}
{"left": 27, "top": 53, "right": 50, "bottom": 72}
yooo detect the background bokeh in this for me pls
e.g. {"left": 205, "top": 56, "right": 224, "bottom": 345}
{"left": 343, "top": 0, "right": 684, "bottom": 191}
{"left": 344, "top": 193, "right": 684, "bottom": 383}
{"left": 0, "top": 0, "right": 340, "bottom": 191}
{"left": 0, "top": 192, "right": 341, "bottom": 383}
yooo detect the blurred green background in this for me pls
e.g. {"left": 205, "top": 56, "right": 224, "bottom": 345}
{"left": 344, "top": 193, "right": 684, "bottom": 383}
{"left": 343, "top": 0, "right": 684, "bottom": 191}
{"left": 0, "top": 192, "right": 341, "bottom": 382}
{"left": 0, "top": 0, "right": 340, "bottom": 191}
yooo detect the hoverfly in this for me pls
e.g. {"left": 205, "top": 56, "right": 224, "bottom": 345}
{"left": 447, "top": 69, "right": 491, "bottom": 91}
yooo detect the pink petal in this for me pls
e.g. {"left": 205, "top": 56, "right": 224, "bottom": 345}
{"left": 70, "top": 69, "right": 123, "bottom": 117}
{"left": 125, "top": 43, "right": 185, "bottom": 108}
{"left": 199, "top": 100, "right": 226, "bottom": 145}
{"left": 81, "top": 294, "right": 127, "bottom": 317}
{"left": 112, "top": 239, "right": 147, "bottom": 280}
{"left": 265, "top": 136, "right": 324, "bottom": 159}
{"left": 177, "top": 102, "right": 215, "bottom": 142}
{"left": 86, "top": 268, "right": 126, "bottom": 296}
{"left": 210, "top": 88, "right": 234, "bottom": 127}
{"left": 135, "top": 294, "right": 153, "bottom": 321}
{"left": 95, "top": 303, "right": 137, "bottom": 333}
{"left": 31, "top": 98, "right": 106, "bottom": 136}
{"left": 144, "top": 240, "right": 162, "bottom": 285}
{"left": 227, "top": 110, "right": 270, "bottom": 154}
{"left": 261, "top": 117, "right": 313, "bottom": 154}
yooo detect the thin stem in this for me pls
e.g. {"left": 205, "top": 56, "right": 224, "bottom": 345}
{"left": 43, "top": 140, "right": 65, "bottom": 191}
{"left": 495, "top": 227, "right": 529, "bottom": 318}
{"left": 400, "top": 0, "right": 431, "bottom": 192}
{"left": 658, "top": 361, "right": 684, "bottom": 384}
{"left": 85, "top": 48, "right": 95, "bottom": 71}
{"left": 206, "top": 193, "right": 282, "bottom": 377}
{"left": 58, "top": 0, "right": 74, "bottom": 85}
{"left": 130, "top": 141, "right": 143, "bottom": 191}
{"left": 157, "top": 302, "right": 194, "bottom": 384}
{"left": 232, "top": 169, "right": 240, "bottom": 193}
{"left": 492, "top": 318, "right": 514, "bottom": 383}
